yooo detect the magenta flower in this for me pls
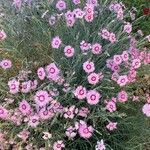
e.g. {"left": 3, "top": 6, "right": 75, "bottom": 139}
{"left": 83, "top": 60, "right": 95, "bottom": 73}
{"left": 0, "top": 59, "right": 12, "bottom": 70}
{"left": 51, "top": 36, "right": 62, "bottom": 49}
{"left": 78, "top": 121, "right": 94, "bottom": 139}
{"left": 86, "top": 90, "right": 101, "bottom": 105}
{"left": 117, "top": 90, "right": 128, "bottom": 103}
{"left": 37, "top": 67, "right": 46, "bottom": 80}
{"left": 64, "top": 45, "right": 75, "bottom": 57}
{"left": 34, "top": 90, "right": 50, "bottom": 107}
{"left": 74, "top": 85, "right": 87, "bottom": 100}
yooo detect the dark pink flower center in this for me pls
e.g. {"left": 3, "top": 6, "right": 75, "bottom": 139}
{"left": 79, "top": 89, "right": 84, "bottom": 95}
{"left": 121, "top": 79, "right": 125, "bottom": 83}
{"left": 90, "top": 94, "right": 96, "bottom": 101}
{"left": 121, "top": 94, "right": 125, "bottom": 99}
{"left": 0, "top": 109, "right": 4, "bottom": 114}
{"left": 67, "top": 49, "right": 71, "bottom": 54}
{"left": 67, "top": 111, "right": 71, "bottom": 116}
{"left": 4, "top": 62, "right": 8, "bottom": 66}
{"left": 49, "top": 67, "right": 55, "bottom": 74}
{"left": 83, "top": 128, "right": 89, "bottom": 134}
{"left": 94, "top": 46, "right": 99, "bottom": 51}
{"left": 43, "top": 111, "right": 48, "bottom": 116}
{"left": 11, "top": 84, "right": 16, "bottom": 90}
{"left": 22, "top": 104, "right": 27, "bottom": 110}
{"left": 57, "top": 144, "right": 61, "bottom": 148}
{"left": 91, "top": 76, "right": 96, "bottom": 81}
{"left": 32, "top": 119, "right": 37, "bottom": 123}
{"left": 38, "top": 95, "right": 45, "bottom": 102}
{"left": 86, "top": 64, "right": 91, "bottom": 70}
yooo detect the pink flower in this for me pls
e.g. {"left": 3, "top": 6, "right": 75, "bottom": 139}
{"left": 21, "top": 81, "right": 31, "bottom": 93}
{"left": 95, "top": 139, "right": 106, "bottom": 150}
{"left": 66, "top": 17, "right": 76, "bottom": 27}
{"left": 19, "top": 100, "right": 31, "bottom": 115}
{"left": 8, "top": 79, "right": 20, "bottom": 94}
{"left": 123, "top": 22, "right": 132, "bottom": 34}
{"left": 0, "top": 59, "right": 12, "bottom": 69}
{"left": 64, "top": 45, "right": 75, "bottom": 57}
{"left": 106, "top": 101, "right": 117, "bottom": 112}
{"left": 80, "top": 41, "right": 91, "bottom": 53}
{"left": 74, "top": 8, "right": 85, "bottom": 18}
{"left": 46, "top": 63, "right": 60, "bottom": 80}
{"left": 30, "top": 80, "right": 38, "bottom": 90}
{"left": 34, "top": 90, "right": 50, "bottom": 107}
{"left": 91, "top": 43, "right": 102, "bottom": 54}
{"left": 17, "top": 129, "right": 30, "bottom": 141}
{"left": 121, "top": 51, "right": 129, "bottom": 62}
{"left": 64, "top": 105, "right": 77, "bottom": 119}
{"left": 109, "top": 32, "right": 117, "bottom": 43}
{"left": 12, "top": 0, "right": 22, "bottom": 9}
{"left": 83, "top": 60, "right": 95, "bottom": 73}
{"left": 146, "top": 35, "right": 150, "bottom": 42}
{"left": 101, "top": 29, "right": 110, "bottom": 40}
{"left": 28, "top": 115, "right": 40, "bottom": 128}
{"left": 72, "top": 0, "right": 81, "bottom": 5}
{"left": 87, "top": 0, "right": 98, "bottom": 6}
{"left": 118, "top": 90, "right": 128, "bottom": 102}
{"left": 117, "top": 75, "right": 128, "bottom": 86}
{"left": 53, "top": 140, "right": 65, "bottom": 150}
{"left": 38, "top": 108, "right": 52, "bottom": 120}
{"left": 0, "top": 106, "right": 8, "bottom": 120}
{"left": 78, "top": 121, "right": 94, "bottom": 139}
{"left": 65, "top": 126, "right": 77, "bottom": 139}
{"left": 56, "top": 0, "right": 66, "bottom": 11}
{"left": 37, "top": 67, "right": 46, "bottom": 80}
{"left": 86, "top": 90, "right": 101, "bottom": 105}
{"left": 43, "top": 132, "right": 52, "bottom": 140}
{"left": 78, "top": 107, "right": 90, "bottom": 117}
{"left": 0, "top": 30, "right": 7, "bottom": 41}
{"left": 113, "top": 55, "right": 122, "bottom": 65}
{"left": 51, "top": 36, "right": 62, "bottom": 49}
{"left": 131, "top": 59, "right": 141, "bottom": 69}
{"left": 74, "top": 86, "right": 87, "bottom": 100}
{"left": 84, "top": 14, "right": 94, "bottom": 22}
{"left": 142, "top": 103, "right": 150, "bottom": 117}
{"left": 106, "top": 122, "right": 117, "bottom": 131}
{"left": 87, "top": 72, "right": 99, "bottom": 85}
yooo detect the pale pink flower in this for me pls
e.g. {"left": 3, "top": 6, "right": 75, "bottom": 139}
{"left": 113, "top": 55, "right": 122, "bottom": 65}
{"left": 30, "top": 80, "right": 38, "bottom": 90}
{"left": 78, "top": 121, "right": 94, "bottom": 139}
{"left": 87, "top": 72, "right": 99, "bottom": 85}
{"left": 83, "top": 60, "right": 95, "bottom": 73}
{"left": 34, "top": 90, "right": 50, "bottom": 107}
{"left": 106, "top": 101, "right": 117, "bottom": 112}
{"left": 78, "top": 107, "right": 90, "bottom": 117}
{"left": 87, "top": 0, "right": 98, "bottom": 6}
{"left": 91, "top": 43, "right": 102, "bottom": 54}
{"left": 85, "top": 3, "right": 94, "bottom": 14}
{"left": 64, "top": 105, "right": 76, "bottom": 119}
{"left": 43, "top": 132, "right": 52, "bottom": 140}
{"left": 46, "top": 63, "right": 60, "bottom": 80}
{"left": 65, "top": 126, "right": 77, "bottom": 139}
{"left": 74, "top": 85, "right": 87, "bottom": 100}
{"left": 12, "top": 0, "right": 22, "bottom": 9}
{"left": 56, "top": 0, "right": 66, "bottom": 11}
{"left": 65, "top": 10, "right": 74, "bottom": 19}
{"left": 21, "top": 81, "right": 31, "bottom": 93}
{"left": 0, "top": 59, "right": 12, "bottom": 70}
{"left": 66, "top": 17, "right": 76, "bottom": 27}
{"left": 106, "top": 122, "right": 117, "bottom": 131}
{"left": 53, "top": 140, "right": 65, "bottom": 150}
{"left": 37, "top": 67, "right": 46, "bottom": 80}
{"left": 72, "top": 0, "right": 81, "bottom": 5}
{"left": 19, "top": 100, "right": 31, "bottom": 115}
{"left": 51, "top": 36, "right": 62, "bottom": 49}
{"left": 142, "top": 103, "right": 150, "bottom": 117}
{"left": 123, "top": 22, "right": 132, "bottom": 34}
{"left": 64, "top": 45, "right": 75, "bottom": 57}
{"left": 131, "top": 59, "right": 141, "bottom": 69}
{"left": 17, "top": 129, "right": 30, "bottom": 141}
{"left": 146, "top": 35, "right": 150, "bottom": 42}
{"left": 80, "top": 41, "right": 91, "bottom": 52}
{"left": 121, "top": 51, "right": 129, "bottom": 62}
{"left": 118, "top": 90, "right": 128, "bottom": 102}
{"left": 101, "top": 29, "right": 110, "bottom": 40}
{"left": 111, "top": 72, "right": 119, "bottom": 81}
{"left": 0, "top": 30, "right": 7, "bottom": 41}
{"left": 8, "top": 79, "right": 20, "bottom": 94}
{"left": 86, "top": 90, "right": 101, "bottom": 105}
{"left": 95, "top": 139, "right": 106, "bottom": 150}
{"left": 74, "top": 8, "right": 85, "bottom": 18}
{"left": 84, "top": 14, "right": 94, "bottom": 22}
{"left": 117, "top": 75, "right": 128, "bottom": 86}
{"left": 109, "top": 32, "right": 117, "bottom": 43}
{"left": 28, "top": 115, "right": 40, "bottom": 128}
{"left": 38, "top": 108, "right": 52, "bottom": 120}
{"left": 0, "top": 106, "right": 8, "bottom": 120}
